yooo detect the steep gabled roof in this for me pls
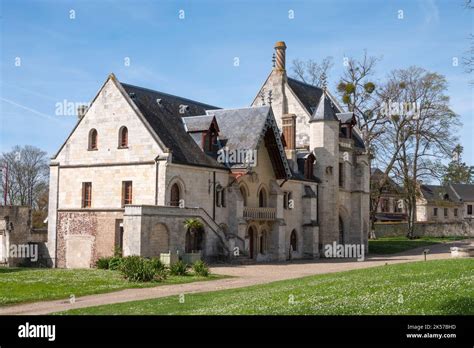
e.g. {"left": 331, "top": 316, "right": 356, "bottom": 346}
{"left": 204, "top": 106, "right": 292, "bottom": 179}
{"left": 287, "top": 78, "right": 324, "bottom": 115}
{"left": 449, "top": 184, "right": 474, "bottom": 202}
{"left": 120, "top": 82, "right": 225, "bottom": 169}
{"left": 287, "top": 77, "right": 365, "bottom": 150}
{"left": 420, "top": 185, "right": 454, "bottom": 202}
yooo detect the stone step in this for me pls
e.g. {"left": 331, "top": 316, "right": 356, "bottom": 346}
{"left": 229, "top": 256, "right": 256, "bottom": 265}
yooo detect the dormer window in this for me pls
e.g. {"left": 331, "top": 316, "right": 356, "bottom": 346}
{"left": 88, "top": 129, "right": 98, "bottom": 150}
{"left": 119, "top": 126, "right": 128, "bottom": 148}
{"left": 202, "top": 122, "right": 219, "bottom": 153}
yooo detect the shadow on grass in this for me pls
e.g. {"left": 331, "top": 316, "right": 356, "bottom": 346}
{"left": 0, "top": 267, "right": 34, "bottom": 274}
{"left": 437, "top": 297, "right": 474, "bottom": 315}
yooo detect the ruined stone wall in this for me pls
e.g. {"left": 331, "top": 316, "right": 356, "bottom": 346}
{"left": 56, "top": 210, "right": 123, "bottom": 268}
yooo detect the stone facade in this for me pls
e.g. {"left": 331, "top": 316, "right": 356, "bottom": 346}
{"left": 251, "top": 43, "right": 370, "bottom": 251}
{"left": 47, "top": 41, "right": 369, "bottom": 268}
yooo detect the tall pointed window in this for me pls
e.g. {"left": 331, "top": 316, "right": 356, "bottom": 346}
{"left": 240, "top": 185, "right": 247, "bottom": 207}
{"left": 122, "top": 181, "right": 133, "bottom": 206}
{"left": 170, "top": 183, "right": 180, "bottom": 207}
{"left": 119, "top": 126, "right": 128, "bottom": 148}
{"left": 258, "top": 187, "right": 267, "bottom": 207}
{"left": 290, "top": 229, "right": 297, "bottom": 251}
{"left": 82, "top": 182, "right": 92, "bottom": 208}
{"left": 88, "top": 129, "right": 98, "bottom": 150}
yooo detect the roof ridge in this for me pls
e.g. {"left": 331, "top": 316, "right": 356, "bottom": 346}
{"left": 120, "top": 82, "right": 219, "bottom": 109}
{"left": 287, "top": 77, "right": 323, "bottom": 91}
{"left": 209, "top": 105, "right": 270, "bottom": 112}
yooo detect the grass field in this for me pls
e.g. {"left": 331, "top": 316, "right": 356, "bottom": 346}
{"left": 368, "top": 236, "right": 465, "bottom": 254}
{"left": 59, "top": 258, "right": 474, "bottom": 315}
{"left": 0, "top": 268, "right": 222, "bottom": 306}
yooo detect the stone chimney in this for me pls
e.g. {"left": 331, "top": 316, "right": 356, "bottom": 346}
{"left": 282, "top": 114, "right": 296, "bottom": 150}
{"left": 77, "top": 104, "right": 88, "bottom": 120}
{"left": 274, "top": 41, "right": 287, "bottom": 72}
{"left": 282, "top": 113, "right": 297, "bottom": 170}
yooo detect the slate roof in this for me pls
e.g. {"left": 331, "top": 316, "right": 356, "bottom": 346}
{"left": 336, "top": 112, "right": 354, "bottom": 123}
{"left": 370, "top": 168, "right": 402, "bottom": 194}
{"left": 420, "top": 185, "right": 457, "bottom": 202}
{"left": 286, "top": 77, "right": 365, "bottom": 150}
{"left": 449, "top": 184, "right": 474, "bottom": 202}
{"left": 311, "top": 94, "right": 338, "bottom": 121}
{"left": 182, "top": 115, "right": 216, "bottom": 132}
{"left": 120, "top": 83, "right": 225, "bottom": 169}
{"left": 207, "top": 106, "right": 272, "bottom": 154}
{"left": 287, "top": 78, "right": 325, "bottom": 115}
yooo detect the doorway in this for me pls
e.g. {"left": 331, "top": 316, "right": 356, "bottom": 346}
{"left": 248, "top": 226, "right": 256, "bottom": 259}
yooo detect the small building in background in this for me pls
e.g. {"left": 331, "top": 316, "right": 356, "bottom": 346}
{"left": 0, "top": 206, "right": 49, "bottom": 267}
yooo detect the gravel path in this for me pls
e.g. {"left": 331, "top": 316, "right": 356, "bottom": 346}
{"left": 0, "top": 239, "right": 471, "bottom": 315}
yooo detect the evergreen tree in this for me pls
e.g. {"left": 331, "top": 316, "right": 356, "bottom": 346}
{"left": 442, "top": 145, "right": 473, "bottom": 185}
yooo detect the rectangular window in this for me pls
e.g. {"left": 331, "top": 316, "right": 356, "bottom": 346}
{"left": 122, "top": 181, "right": 133, "bottom": 206}
{"left": 444, "top": 208, "right": 448, "bottom": 218}
{"left": 82, "top": 182, "right": 92, "bottom": 208}
{"left": 339, "top": 163, "right": 344, "bottom": 188}
{"left": 381, "top": 199, "right": 390, "bottom": 213}
{"left": 433, "top": 208, "right": 438, "bottom": 217}
{"left": 454, "top": 208, "right": 458, "bottom": 217}
{"left": 215, "top": 188, "right": 226, "bottom": 208}
{"left": 283, "top": 192, "right": 293, "bottom": 210}
{"left": 468, "top": 205, "right": 473, "bottom": 215}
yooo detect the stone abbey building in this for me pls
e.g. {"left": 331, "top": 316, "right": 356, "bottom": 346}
{"left": 47, "top": 42, "right": 370, "bottom": 268}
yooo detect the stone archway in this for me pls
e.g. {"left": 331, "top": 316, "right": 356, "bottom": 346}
{"left": 144, "top": 223, "right": 169, "bottom": 257}
{"left": 247, "top": 226, "right": 257, "bottom": 259}
{"left": 339, "top": 216, "right": 345, "bottom": 244}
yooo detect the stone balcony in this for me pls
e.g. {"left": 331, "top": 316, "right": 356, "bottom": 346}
{"left": 243, "top": 207, "right": 276, "bottom": 221}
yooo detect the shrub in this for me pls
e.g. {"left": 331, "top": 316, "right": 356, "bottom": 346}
{"left": 119, "top": 256, "right": 156, "bottom": 282}
{"left": 96, "top": 257, "right": 111, "bottom": 270}
{"left": 150, "top": 258, "right": 166, "bottom": 272}
{"left": 192, "top": 260, "right": 210, "bottom": 277}
{"left": 108, "top": 257, "right": 123, "bottom": 271}
{"left": 150, "top": 258, "right": 167, "bottom": 280}
{"left": 169, "top": 260, "right": 189, "bottom": 276}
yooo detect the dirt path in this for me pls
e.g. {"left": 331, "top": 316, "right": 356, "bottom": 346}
{"left": 0, "top": 239, "right": 471, "bottom": 315}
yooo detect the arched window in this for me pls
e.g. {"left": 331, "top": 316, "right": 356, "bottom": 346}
{"left": 88, "top": 129, "right": 98, "bottom": 150}
{"left": 170, "top": 183, "right": 180, "bottom": 207}
{"left": 290, "top": 230, "right": 297, "bottom": 252}
{"left": 240, "top": 185, "right": 247, "bottom": 207}
{"left": 258, "top": 187, "right": 267, "bottom": 207}
{"left": 339, "top": 216, "right": 344, "bottom": 244}
{"left": 118, "top": 126, "right": 128, "bottom": 148}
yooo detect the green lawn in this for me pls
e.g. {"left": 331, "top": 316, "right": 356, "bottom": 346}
{"left": 59, "top": 258, "right": 474, "bottom": 315}
{"left": 368, "top": 236, "right": 466, "bottom": 254}
{"left": 0, "top": 267, "right": 222, "bottom": 306}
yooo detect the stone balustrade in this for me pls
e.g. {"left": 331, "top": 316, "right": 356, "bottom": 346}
{"left": 243, "top": 207, "right": 276, "bottom": 221}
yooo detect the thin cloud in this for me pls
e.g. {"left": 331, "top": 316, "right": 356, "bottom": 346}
{"left": 0, "top": 97, "right": 61, "bottom": 123}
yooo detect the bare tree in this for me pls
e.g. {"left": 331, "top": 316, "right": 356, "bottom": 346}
{"left": 0, "top": 145, "right": 49, "bottom": 208}
{"left": 386, "top": 67, "right": 460, "bottom": 238}
{"left": 291, "top": 57, "right": 334, "bottom": 88}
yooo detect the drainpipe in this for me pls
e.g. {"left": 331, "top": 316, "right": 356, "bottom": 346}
{"left": 154, "top": 157, "right": 159, "bottom": 205}
{"left": 212, "top": 171, "right": 216, "bottom": 220}
{"left": 316, "top": 184, "right": 319, "bottom": 225}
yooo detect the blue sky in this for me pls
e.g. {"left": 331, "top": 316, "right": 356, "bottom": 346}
{"left": 1, "top": 0, "right": 473, "bottom": 165}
